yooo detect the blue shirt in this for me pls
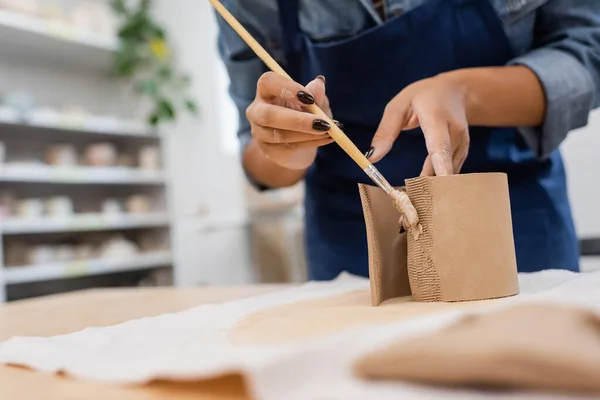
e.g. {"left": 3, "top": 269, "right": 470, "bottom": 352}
{"left": 215, "top": 0, "right": 600, "bottom": 187}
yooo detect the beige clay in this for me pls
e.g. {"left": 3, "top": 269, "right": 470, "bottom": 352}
{"left": 355, "top": 304, "right": 600, "bottom": 394}
{"left": 229, "top": 290, "right": 504, "bottom": 346}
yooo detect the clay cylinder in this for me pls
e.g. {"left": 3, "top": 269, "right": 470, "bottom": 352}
{"left": 405, "top": 173, "right": 519, "bottom": 302}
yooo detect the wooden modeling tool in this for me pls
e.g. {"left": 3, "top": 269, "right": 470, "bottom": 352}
{"left": 208, "top": 0, "right": 420, "bottom": 230}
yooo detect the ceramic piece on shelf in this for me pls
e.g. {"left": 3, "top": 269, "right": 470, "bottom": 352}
{"left": 39, "top": 1, "right": 67, "bottom": 26}
{"left": 69, "top": 1, "right": 116, "bottom": 37}
{"left": 101, "top": 199, "right": 122, "bottom": 216}
{"left": 67, "top": 1, "right": 94, "bottom": 33}
{"left": 98, "top": 235, "right": 138, "bottom": 260}
{"left": 5, "top": 241, "right": 28, "bottom": 267}
{"left": 0, "top": 105, "right": 20, "bottom": 122}
{"left": 45, "top": 144, "right": 77, "bottom": 166}
{"left": 75, "top": 244, "right": 95, "bottom": 260}
{"left": 60, "top": 106, "right": 88, "bottom": 128}
{"left": 138, "top": 146, "right": 161, "bottom": 170}
{"left": 84, "top": 143, "right": 117, "bottom": 167}
{"left": 28, "top": 107, "right": 60, "bottom": 126}
{"left": 45, "top": 196, "right": 74, "bottom": 217}
{"left": 0, "top": 0, "right": 41, "bottom": 16}
{"left": 55, "top": 245, "right": 75, "bottom": 262}
{"left": 125, "top": 195, "right": 152, "bottom": 214}
{"left": 17, "top": 198, "right": 44, "bottom": 219}
{"left": 0, "top": 190, "right": 17, "bottom": 219}
{"left": 28, "top": 245, "right": 55, "bottom": 265}
{"left": 3, "top": 91, "right": 35, "bottom": 117}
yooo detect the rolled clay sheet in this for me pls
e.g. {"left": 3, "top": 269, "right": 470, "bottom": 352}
{"left": 359, "top": 173, "right": 519, "bottom": 305}
{"left": 354, "top": 303, "right": 600, "bottom": 394}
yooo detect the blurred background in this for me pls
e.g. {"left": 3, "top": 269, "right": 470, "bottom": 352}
{"left": 0, "top": 0, "right": 597, "bottom": 303}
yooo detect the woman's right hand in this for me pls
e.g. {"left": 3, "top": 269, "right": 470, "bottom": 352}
{"left": 245, "top": 72, "right": 337, "bottom": 170}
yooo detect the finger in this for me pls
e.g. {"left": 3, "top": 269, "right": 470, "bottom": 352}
{"left": 369, "top": 97, "right": 410, "bottom": 163}
{"left": 258, "top": 137, "right": 334, "bottom": 163}
{"left": 418, "top": 111, "right": 454, "bottom": 176}
{"left": 261, "top": 137, "right": 334, "bottom": 170}
{"left": 453, "top": 144, "right": 469, "bottom": 174}
{"left": 254, "top": 125, "right": 330, "bottom": 144}
{"left": 257, "top": 72, "right": 315, "bottom": 106}
{"left": 403, "top": 114, "right": 419, "bottom": 131}
{"left": 321, "top": 95, "right": 333, "bottom": 118}
{"left": 420, "top": 155, "right": 435, "bottom": 177}
{"left": 305, "top": 75, "right": 333, "bottom": 118}
{"left": 449, "top": 119, "right": 469, "bottom": 174}
{"left": 306, "top": 77, "right": 326, "bottom": 108}
{"left": 269, "top": 137, "right": 334, "bottom": 150}
{"left": 248, "top": 103, "right": 332, "bottom": 134}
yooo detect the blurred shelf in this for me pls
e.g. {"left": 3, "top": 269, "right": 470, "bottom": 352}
{"left": 0, "top": 9, "right": 117, "bottom": 70}
{"left": 0, "top": 114, "right": 156, "bottom": 139}
{"left": 1, "top": 213, "right": 170, "bottom": 235}
{"left": 0, "top": 165, "right": 165, "bottom": 185}
{"left": 4, "top": 251, "right": 172, "bottom": 284}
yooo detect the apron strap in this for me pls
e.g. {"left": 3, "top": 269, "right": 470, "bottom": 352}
{"left": 277, "top": 0, "right": 303, "bottom": 80}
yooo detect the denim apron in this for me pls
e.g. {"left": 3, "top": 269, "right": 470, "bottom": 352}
{"left": 277, "top": 0, "right": 579, "bottom": 280}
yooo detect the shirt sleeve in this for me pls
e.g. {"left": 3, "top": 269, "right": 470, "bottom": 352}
{"left": 215, "top": 0, "right": 281, "bottom": 191}
{"left": 507, "top": 0, "right": 600, "bottom": 159}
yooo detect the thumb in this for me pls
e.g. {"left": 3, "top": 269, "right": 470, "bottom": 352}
{"left": 305, "top": 76, "right": 332, "bottom": 118}
{"left": 368, "top": 99, "right": 409, "bottom": 163}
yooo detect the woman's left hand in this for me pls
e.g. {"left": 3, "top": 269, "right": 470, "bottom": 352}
{"left": 367, "top": 73, "right": 470, "bottom": 176}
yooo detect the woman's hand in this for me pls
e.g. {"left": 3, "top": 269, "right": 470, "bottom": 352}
{"left": 368, "top": 73, "right": 470, "bottom": 176}
{"left": 245, "top": 72, "right": 337, "bottom": 170}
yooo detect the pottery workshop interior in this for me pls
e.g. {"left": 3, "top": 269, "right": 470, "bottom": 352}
{"left": 1, "top": 1, "right": 600, "bottom": 399}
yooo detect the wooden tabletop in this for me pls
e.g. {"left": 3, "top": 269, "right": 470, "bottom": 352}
{"left": 0, "top": 285, "right": 287, "bottom": 400}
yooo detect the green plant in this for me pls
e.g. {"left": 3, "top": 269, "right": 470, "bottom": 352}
{"left": 111, "top": 0, "right": 198, "bottom": 126}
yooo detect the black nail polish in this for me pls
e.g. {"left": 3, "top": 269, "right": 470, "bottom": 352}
{"left": 312, "top": 119, "right": 331, "bottom": 131}
{"left": 365, "top": 147, "right": 374, "bottom": 159}
{"left": 316, "top": 75, "right": 326, "bottom": 84}
{"left": 333, "top": 120, "right": 344, "bottom": 130}
{"left": 297, "top": 91, "right": 315, "bottom": 105}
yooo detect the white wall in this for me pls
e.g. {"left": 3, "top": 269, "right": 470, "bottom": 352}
{"left": 563, "top": 109, "right": 600, "bottom": 239}
{"left": 153, "top": 0, "right": 256, "bottom": 286}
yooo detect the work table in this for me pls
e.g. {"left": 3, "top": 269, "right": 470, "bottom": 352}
{"left": 0, "top": 285, "right": 287, "bottom": 400}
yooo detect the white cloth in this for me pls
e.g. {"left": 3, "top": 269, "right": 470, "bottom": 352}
{"left": 2, "top": 270, "right": 600, "bottom": 400}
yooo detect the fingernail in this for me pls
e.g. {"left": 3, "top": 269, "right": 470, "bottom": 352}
{"left": 312, "top": 119, "right": 331, "bottom": 131}
{"left": 297, "top": 91, "right": 315, "bottom": 105}
{"left": 364, "top": 147, "right": 374, "bottom": 159}
{"left": 333, "top": 120, "right": 344, "bottom": 130}
{"left": 316, "top": 75, "right": 326, "bottom": 85}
